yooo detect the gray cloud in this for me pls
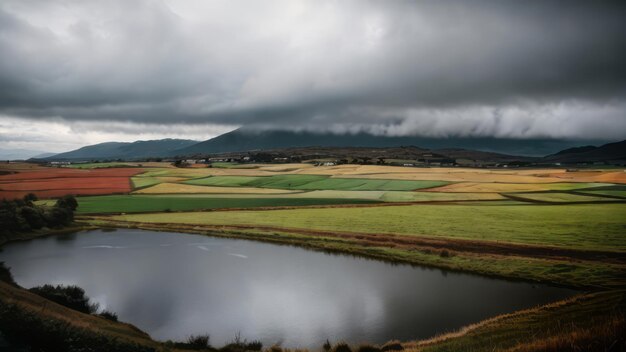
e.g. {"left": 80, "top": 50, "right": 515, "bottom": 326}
{"left": 0, "top": 0, "right": 625, "bottom": 140}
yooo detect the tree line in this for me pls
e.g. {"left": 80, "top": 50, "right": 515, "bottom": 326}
{"left": 0, "top": 194, "right": 78, "bottom": 236}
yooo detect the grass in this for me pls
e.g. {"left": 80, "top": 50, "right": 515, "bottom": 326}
{"left": 113, "top": 203, "right": 626, "bottom": 252}
{"left": 426, "top": 182, "right": 611, "bottom": 193}
{"left": 185, "top": 175, "right": 448, "bottom": 191}
{"left": 380, "top": 191, "right": 504, "bottom": 202}
{"left": 507, "top": 192, "right": 624, "bottom": 203}
{"left": 405, "top": 291, "right": 625, "bottom": 352}
{"left": 74, "top": 195, "right": 380, "bottom": 213}
{"left": 579, "top": 190, "right": 626, "bottom": 198}
{"left": 66, "top": 162, "right": 138, "bottom": 169}
{"left": 134, "top": 183, "right": 301, "bottom": 194}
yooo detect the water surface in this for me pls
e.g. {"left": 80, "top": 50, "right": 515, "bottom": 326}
{"left": 0, "top": 229, "right": 576, "bottom": 347}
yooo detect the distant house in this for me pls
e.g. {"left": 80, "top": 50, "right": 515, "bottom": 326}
{"left": 322, "top": 161, "right": 336, "bottom": 166}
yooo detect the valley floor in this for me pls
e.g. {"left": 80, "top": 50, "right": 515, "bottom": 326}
{"left": 1, "top": 162, "right": 625, "bottom": 351}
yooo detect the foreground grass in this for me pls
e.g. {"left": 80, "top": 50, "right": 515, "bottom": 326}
{"left": 405, "top": 290, "right": 625, "bottom": 352}
{"left": 113, "top": 203, "right": 626, "bottom": 252}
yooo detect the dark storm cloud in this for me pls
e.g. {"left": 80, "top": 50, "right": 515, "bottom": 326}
{"left": 0, "top": 0, "right": 625, "bottom": 139}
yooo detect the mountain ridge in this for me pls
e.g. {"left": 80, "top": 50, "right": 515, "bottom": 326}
{"left": 171, "top": 128, "right": 612, "bottom": 157}
{"left": 40, "top": 139, "right": 198, "bottom": 161}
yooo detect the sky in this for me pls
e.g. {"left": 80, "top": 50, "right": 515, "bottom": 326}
{"left": 1, "top": 0, "right": 625, "bottom": 153}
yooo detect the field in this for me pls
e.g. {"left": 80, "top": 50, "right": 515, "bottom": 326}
{"left": 112, "top": 203, "right": 626, "bottom": 252}
{"left": 2, "top": 161, "right": 626, "bottom": 351}
{"left": 185, "top": 174, "right": 449, "bottom": 191}
{"left": 0, "top": 165, "right": 142, "bottom": 199}
{"left": 74, "top": 194, "right": 379, "bottom": 213}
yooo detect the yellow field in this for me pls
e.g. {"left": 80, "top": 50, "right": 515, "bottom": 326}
{"left": 424, "top": 182, "right": 610, "bottom": 193}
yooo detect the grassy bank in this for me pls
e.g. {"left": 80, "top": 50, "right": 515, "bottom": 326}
{"left": 111, "top": 203, "right": 626, "bottom": 252}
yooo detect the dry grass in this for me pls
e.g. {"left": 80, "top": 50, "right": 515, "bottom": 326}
{"left": 503, "top": 313, "right": 624, "bottom": 352}
{"left": 424, "top": 182, "right": 609, "bottom": 193}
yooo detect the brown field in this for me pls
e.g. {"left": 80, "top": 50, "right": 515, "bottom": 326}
{"left": 0, "top": 166, "right": 142, "bottom": 199}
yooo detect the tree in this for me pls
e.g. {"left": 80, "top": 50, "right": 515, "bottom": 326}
{"left": 56, "top": 195, "right": 78, "bottom": 211}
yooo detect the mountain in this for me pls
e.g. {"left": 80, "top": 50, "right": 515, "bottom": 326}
{"left": 0, "top": 149, "right": 54, "bottom": 160}
{"left": 544, "top": 140, "right": 626, "bottom": 164}
{"left": 172, "top": 128, "right": 610, "bottom": 157}
{"left": 42, "top": 139, "right": 198, "bottom": 161}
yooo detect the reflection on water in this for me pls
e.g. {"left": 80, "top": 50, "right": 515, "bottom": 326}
{"left": 0, "top": 229, "right": 576, "bottom": 348}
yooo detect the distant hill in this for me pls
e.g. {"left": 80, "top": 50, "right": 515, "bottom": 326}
{"left": 172, "top": 128, "right": 610, "bottom": 157}
{"left": 31, "top": 152, "right": 57, "bottom": 159}
{"left": 0, "top": 149, "right": 54, "bottom": 161}
{"left": 545, "top": 140, "right": 626, "bottom": 164}
{"left": 42, "top": 139, "right": 198, "bottom": 161}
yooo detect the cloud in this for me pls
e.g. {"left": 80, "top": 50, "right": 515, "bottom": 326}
{"left": 0, "top": 0, "right": 624, "bottom": 142}
{"left": 0, "top": 116, "right": 235, "bottom": 152}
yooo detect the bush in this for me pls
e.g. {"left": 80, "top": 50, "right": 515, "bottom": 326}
{"left": 56, "top": 195, "right": 78, "bottom": 211}
{"left": 0, "top": 262, "right": 16, "bottom": 286}
{"left": 187, "top": 334, "right": 211, "bottom": 349}
{"left": 333, "top": 342, "right": 352, "bottom": 352}
{"left": 29, "top": 284, "right": 99, "bottom": 314}
{"left": 0, "top": 302, "right": 155, "bottom": 352}
{"left": 98, "top": 310, "right": 118, "bottom": 322}
{"left": 357, "top": 345, "right": 381, "bottom": 352}
{"left": 323, "top": 339, "right": 332, "bottom": 352}
{"left": 220, "top": 332, "right": 262, "bottom": 352}
{"left": 270, "top": 345, "right": 283, "bottom": 352}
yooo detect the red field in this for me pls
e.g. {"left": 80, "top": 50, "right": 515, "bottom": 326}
{"left": 0, "top": 166, "right": 142, "bottom": 199}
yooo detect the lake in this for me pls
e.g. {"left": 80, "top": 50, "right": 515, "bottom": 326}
{"left": 0, "top": 229, "right": 576, "bottom": 348}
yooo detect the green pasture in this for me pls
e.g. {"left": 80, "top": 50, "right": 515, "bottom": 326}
{"left": 185, "top": 174, "right": 448, "bottom": 191}
{"left": 114, "top": 203, "right": 626, "bottom": 252}
{"left": 131, "top": 176, "right": 161, "bottom": 188}
{"left": 508, "top": 192, "right": 624, "bottom": 203}
{"left": 578, "top": 190, "right": 626, "bottom": 198}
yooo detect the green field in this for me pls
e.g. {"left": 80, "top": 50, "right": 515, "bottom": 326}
{"left": 74, "top": 195, "right": 380, "bottom": 213}
{"left": 130, "top": 176, "right": 161, "bottom": 188}
{"left": 508, "top": 192, "right": 624, "bottom": 203}
{"left": 579, "top": 190, "right": 626, "bottom": 198}
{"left": 185, "top": 174, "right": 448, "bottom": 191}
{"left": 114, "top": 203, "right": 626, "bottom": 252}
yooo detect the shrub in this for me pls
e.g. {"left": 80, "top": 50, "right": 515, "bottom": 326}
{"left": 98, "top": 310, "right": 118, "bottom": 322}
{"left": 357, "top": 345, "right": 381, "bottom": 352}
{"left": 333, "top": 342, "right": 352, "bottom": 352}
{"left": 270, "top": 345, "right": 283, "bottom": 352}
{"left": 0, "top": 262, "right": 16, "bottom": 286}
{"left": 28, "top": 284, "right": 99, "bottom": 314}
{"left": 56, "top": 195, "right": 78, "bottom": 211}
{"left": 323, "top": 339, "right": 332, "bottom": 352}
{"left": 0, "top": 302, "right": 155, "bottom": 352}
{"left": 188, "top": 334, "right": 211, "bottom": 349}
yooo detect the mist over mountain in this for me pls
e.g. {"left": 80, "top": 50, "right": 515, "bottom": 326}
{"left": 42, "top": 139, "right": 197, "bottom": 161}
{"left": 0, "top": 149, "right": 54, "bottom": 161}
{"left": 172, "top": 128, "right": 610, "bottom": 157}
